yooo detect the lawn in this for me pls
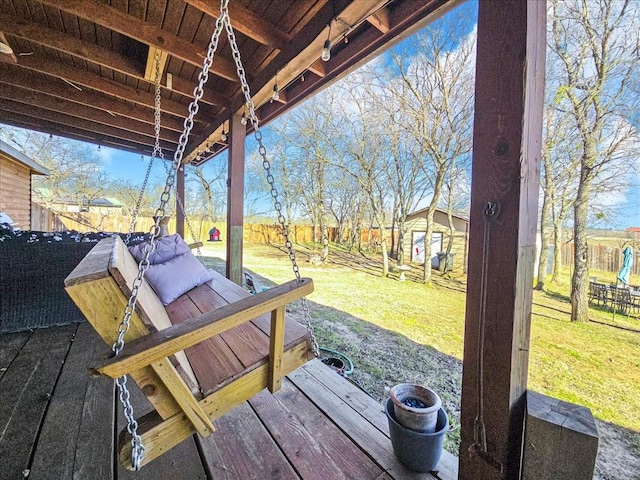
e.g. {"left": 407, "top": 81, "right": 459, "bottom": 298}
{"left": 200, "top": 241, "right": 640, "bottom": 442}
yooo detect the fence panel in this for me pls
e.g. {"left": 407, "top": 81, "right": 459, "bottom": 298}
{"left": 24, "top": 207, "right": 396, "bottom": 248}
{"left": 561, "top": 243, "right": 640, "bottom": 276}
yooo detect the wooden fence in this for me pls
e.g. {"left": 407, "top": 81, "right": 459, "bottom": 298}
{"left": 561, "top": 243, "right": 640, "bottom": 276}
{"left": 27, "top": 206, "right": 389, "bottom": 247}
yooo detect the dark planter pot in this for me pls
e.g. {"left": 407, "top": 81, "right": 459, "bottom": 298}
{"left": 385, "top": 397, "right": 448, "bottom": 473}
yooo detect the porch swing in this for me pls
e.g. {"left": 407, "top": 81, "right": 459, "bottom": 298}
{"left": 64, "top": 0, "right": 316, "bottom": 471}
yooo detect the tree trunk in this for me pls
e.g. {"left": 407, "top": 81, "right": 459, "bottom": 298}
{"left": 535, "top": 191, "right": 551, "bottom": 290}
{"left": 551, "top": 222, "right": 564, "bottom": 283}
{"left": 381, "top": 236, "right": 389, "bottom": 277}
{"left": 422, "top": 213, "right": 436, "bottom": 284}
{"left": 320, "top": 202, "right": 329, "bottom": 263}
{"left": 571, "top": 169, "right": 593, "bottom": 322}
{"left": 397, "top": 223, "right": 406, "bottom": 266}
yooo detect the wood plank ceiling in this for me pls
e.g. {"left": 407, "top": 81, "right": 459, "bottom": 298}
{"left": 0, "top": 0, "right": 454, "bottom": 166}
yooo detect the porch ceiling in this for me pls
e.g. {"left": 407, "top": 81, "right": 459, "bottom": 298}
{"left": 0, "top": 0, "right": 456, "bottom": 165}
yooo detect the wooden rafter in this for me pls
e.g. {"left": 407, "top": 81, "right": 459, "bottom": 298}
{"left": 0, "top": 99, "right": 177, "bottom": 151}
{"left": 251, "top": 0, "right": 452, "bottom": 130}
{"left": 0, "top": 112, "right": 173, "bottom": 156}
{"left": 0, "top": 13, "right": 227, "bottom": 107}
{"left": 367, "top": 8, "right": 391, "bottom": 33}
{"left": 0, "top": 54, "right": 211, "bottom": 120}
{"left": 185, "top": 0, "right": 293, "bottom": 50}
{"left": 145, "top": 47, "right": 169, "bottom": 82}
{"left": 0, "top": 85, "right": 178, "bottom": 143}
{"left": 37, "top": 0, "right": 239, "bottom": 82}
{"left": 0, "top": 65, "right": 186, "bottom": 133}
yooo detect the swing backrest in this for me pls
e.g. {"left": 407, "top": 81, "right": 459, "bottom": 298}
{"left": 65, "top": 235, "right": 200, "bottom": 418}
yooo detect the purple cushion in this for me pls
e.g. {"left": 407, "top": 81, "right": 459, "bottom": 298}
{"left": 128, "top": 234, "right": 191, "bottom": 265}
{"left": 144, "top": 252, "right": 214, "bottom": 305}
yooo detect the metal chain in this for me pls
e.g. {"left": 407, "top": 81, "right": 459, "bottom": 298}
{"left": 221, "top": 0, "right": 319, "bottom": 356}
{"left": 112, "top": 50, "right": 166, "bottom": 470}
{"left": 125, "top": 156, "right": 154, "bottom": 245}
{"left": 125, "top": 53, "right": 164, "bottom": 245}
{"left": 113, "top": 19, "right": 226, "bottom": 469}
{"left": 159, "top": 159, "right": 203, "bottom": 260}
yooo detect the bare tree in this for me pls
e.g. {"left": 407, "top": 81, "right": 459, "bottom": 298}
{"left": 387, "top": 18, "right": 475, "bottom": 283}
{"left": 188, "top": 161, "right": 226, "bottom": 221}
{"left": 551, "top": 0, "right": 640, "bottom": 322}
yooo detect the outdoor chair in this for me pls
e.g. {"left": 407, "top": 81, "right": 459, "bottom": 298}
{"left": 589, "top": 282, "right": 608, "bottom": 307}
{"left": 612, "top": 287, "right": 636, "bottom": 316}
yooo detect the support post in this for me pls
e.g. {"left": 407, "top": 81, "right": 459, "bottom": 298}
{"left": 176, "top": 164, "right": 185, "bottom": 238}
{"left": 226, "top": 114, "right": 246, "bottom": 285}
{"left": 458, "top": 1, "right": 546, "bottom": 479}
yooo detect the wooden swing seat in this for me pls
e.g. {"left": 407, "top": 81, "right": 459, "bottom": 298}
{"left": 64, "top": 235, "right": 313, "bottom": 470}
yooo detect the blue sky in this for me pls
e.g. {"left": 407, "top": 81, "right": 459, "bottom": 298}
{"left": 2, "top": 0, "right": 640, "bottom": 230}
{"left": 97, "top": 146, "right": 164, "bottom": 183}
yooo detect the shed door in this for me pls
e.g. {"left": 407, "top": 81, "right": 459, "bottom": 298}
{"left": 411, "top": 232, "right": 443, "bottom": 266}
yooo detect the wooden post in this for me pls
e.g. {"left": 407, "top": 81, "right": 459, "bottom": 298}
{"left": 176, "top": 163, "right": 185, "bottom": 238}
{"left": 458, "top": 1, "right": 546, "bottom": 479}
{"left": 522, "top": 391, "right": 598, "bottom": 479}
{"left": 226, "top": 114, "right": 246, "bottom": 285}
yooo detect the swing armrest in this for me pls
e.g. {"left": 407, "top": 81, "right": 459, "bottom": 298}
{"left": 94, "top": 277, "right": 314, "bottom": 378}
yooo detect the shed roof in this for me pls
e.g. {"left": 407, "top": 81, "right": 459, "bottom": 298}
{"left": 0, "top": 139, "right": 49, "bottom": 175}
{"left": 406, "top": 207, "right": 469, "bottom": 223}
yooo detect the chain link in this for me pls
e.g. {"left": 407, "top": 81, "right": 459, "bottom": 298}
{"left": 221, "top": 0, "right": 319, "bottom": 356}
{"left": 125, "top": 53, "right": 164, "bottom": 245}
{"left": 113, "top": 17, "right": 226, "bottom": 469}
{"left": 115, "top": 3, "right": 323, "bottom": 469}
{"left": 112, "top": 50, "right": 167, "bottom": 470}
{"left": 125, "top": 156, "right": 154, "bottom": 245}
{"left": 159, "top": 159, "right": 203, "bottom": 260}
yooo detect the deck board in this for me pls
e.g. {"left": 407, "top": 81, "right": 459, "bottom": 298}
{"left": 249, "top": 379, "right": 385, "bottom": 480}
{"left": 0, "top": 325, "right": 76, "bottom": 478}
{"left": 29, "top": 323, "right": 113, "bottom": 480}
{"left": 197, "top": 401, "right": 300, "bottom": 480}
{"left": 0, "top": 325, "right": 456, "bottom": 480}
{"left": 0, "top": 330, "right": 30, "bottom": 380}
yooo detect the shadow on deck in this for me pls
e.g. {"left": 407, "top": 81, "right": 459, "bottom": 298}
{"left": 0, "top": 323, "right": 458, "bottom": 480}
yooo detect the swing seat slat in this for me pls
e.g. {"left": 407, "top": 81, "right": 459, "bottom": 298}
{"left": 64, "top": 235, "right": 313, "bottom": 469}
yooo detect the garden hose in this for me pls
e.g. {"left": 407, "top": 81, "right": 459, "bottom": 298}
{"left": 319, "top": 346, "right": 354, "bottom": 376}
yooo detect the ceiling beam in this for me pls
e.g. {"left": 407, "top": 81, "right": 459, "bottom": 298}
{"left": 367, "top": 7, "right": 391, "bottom": 33}
{"left": 0, "top": 64, "right": 187, "bottom": 133}
{"left": 0, "top": 112, "right": 175, "bottom": 156}
{"left": 0, "top": 54, "right": 216, "bottom": 121}
{"left": 0, "top": 13, "right": 227, "bottom": 107}
{"left": 145, "top": 47, "right": 169, "bottom": 82}
{"left": 0, "top": 100, "right": 177, "bottom": 152}
{"left": 0, "top": 84, "right": 179, "bottom": 143}
{"left": 184, "top": 0, "right": 292, "bottom": 50}
{"left": 37, "top": 0, "right": 239, "bottom": 82}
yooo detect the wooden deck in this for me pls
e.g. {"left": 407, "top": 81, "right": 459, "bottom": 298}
{"left": 0, "top": 323, "right": 458, "bottom": 480}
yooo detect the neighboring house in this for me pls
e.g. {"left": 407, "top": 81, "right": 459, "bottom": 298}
{"left": 0, "top": 140, "right": 49, "bottom": 230}
{"left": 403, "top": 207, "right": 469, "bottom": 272}
{"left": 33, "top": 188, "right": 123, "bottom": 215}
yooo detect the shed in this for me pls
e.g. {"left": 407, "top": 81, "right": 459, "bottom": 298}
{"left": 403, "top": 207, "right": 469, "bottom": 272}
{"left": 0, "top": 139, "right": 49, "bottom": 229}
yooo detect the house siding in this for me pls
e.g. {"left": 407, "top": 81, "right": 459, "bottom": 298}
{"left": 0, "top": 154, "right": 32, "bottom": 229}
{"left": 402, "top": 209, "right": 468, "bottom": 272}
